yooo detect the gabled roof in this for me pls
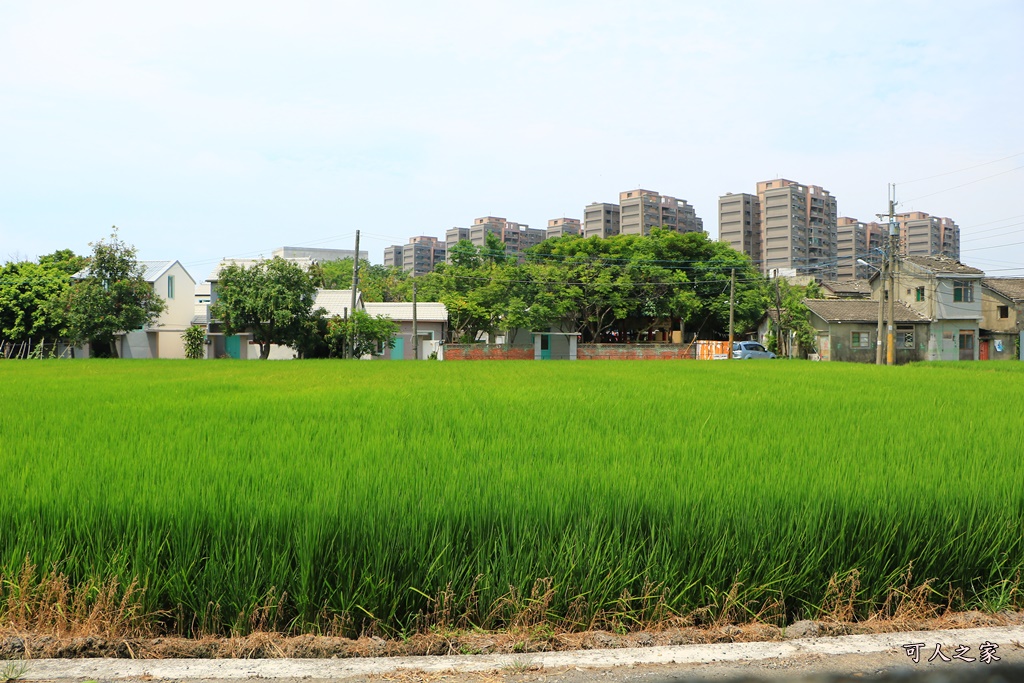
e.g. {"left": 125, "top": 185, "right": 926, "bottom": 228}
{"left": 803, "top": 298, "right": 929, "bottom": 324}
{"left": 207, "top": 257, "right": 315, "bottom": 282}
{"left": 364, "top": 302, "right": 448, "bottom": 323}
{"left": 73, "top": 260, "right": 192, "bottom": 283}
{"left": 902, "top": 255, "right": 984, "bottom": 276}
{"left": 314, "top": 289, "right": 363, "bottom": 318}
{"left": 982, "top": 278, "right": 1024, "bottom": 302}
{"left": 819, "top": 280, "right": 871, "bottom": 297}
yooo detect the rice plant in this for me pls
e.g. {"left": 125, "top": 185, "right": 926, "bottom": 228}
{"left": 0, "top": 359, "right": 1022, "bottom": 636}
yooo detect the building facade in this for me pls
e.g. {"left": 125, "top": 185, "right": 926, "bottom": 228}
{"left": 619, "top": 189, "right": 703, "bottom": 236}
{"left": 836, "top": 217, "right": 885, "bottom": 279}
{"left": 756, "top": 179, "right": 837, "bottom": 278}
{"left": 272, "top": 246, "right": 368, "bottom": 262}
{"left": 894, "top": 212, "right": 960, "bottom": 260}
{"left": 385, "top": 236, "right": 446, "bottom": 276}
{"left": 583, "top": 202, "right": 621, "bottom": 238}
{"left": 546, "top": 217, "right": 582, "bottom": 239}
{"left": 718, "top": 193, "right": 760, "bottom": 261}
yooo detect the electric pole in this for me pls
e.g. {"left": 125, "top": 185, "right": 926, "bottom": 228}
{"left": 348, "top": 230, "right": 360, "bottom": 359}
{"left": 412, "top": 281, "right": 419, "bottom": 360}
{"left": 875, "top": 185, "right": 899, "bottom": 365}
{"left": 728, "top": 268, "right": 735, "bottom": 359}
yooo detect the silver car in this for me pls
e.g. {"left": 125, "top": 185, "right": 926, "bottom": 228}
{"left": 732, "top": 341, "right": 776, "bottom": 359}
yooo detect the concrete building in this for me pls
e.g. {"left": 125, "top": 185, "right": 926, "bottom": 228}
{"left": 465, "top": 216, "right": 546, "bottom": 256}
{"left": 873, "top": 255, "right": 985, "bottom": 361}
{"left": 546, "top": 217, "right": 582, "bottom": 239}
{"left": 619, "top": 189, "right": 703, "bottom": 236}
{"left": 583, "top": 202, "right": 621, "bottom": 238}
{"left": 980, "top": 278, "right": 1024, "bottom": 360}
{"left": 444, "top": 227, "right": 471, "bottom": 260}
{"left": 756, "top": 179, "right": 837, "bottom": 278}
{"left": 272, "top": 246, "right": 368, "bottom": 262}
{"left": 364, "top": 302, "right": 448, "bottom": 360}
{"left": 385, "top": 236, "right": 446, "bottom": 276}
{"left": 836, "top": 217, "right": 885, "bottom": 279}
{"left": 718, "top": 193, "right": 760, "bottom": 261}
{"left": 805, "top": 298, "right": 930, "bottom": 364}
{"left": 893, "top": 212, "right": 960, "bottom": 260}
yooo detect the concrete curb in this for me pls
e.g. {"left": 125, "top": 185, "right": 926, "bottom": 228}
{"left": 17, "top": 626, "right": 1024, "bottom": 680}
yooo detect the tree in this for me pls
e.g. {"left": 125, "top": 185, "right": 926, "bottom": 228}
{"left": 210, "top": 257, "right": 319, "bottom": 360}
{"left": 64, "top": 230, "right": 165, "bottom": 358}
{"left": 313, "top": 259, "right": 410, "bottom": 302}
{"left": 0, "top": 258, "right": 77, "bottom": 351}
{"left": 181, "top": 324, "right": 207, "bottom": 359}
{"left": 323, "top": 311, "right": 399, "bottom": 358}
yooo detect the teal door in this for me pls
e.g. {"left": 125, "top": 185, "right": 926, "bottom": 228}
{"left": 540, "top": 334, "right": 551, "bottom": 360}
{"left": 226, "top": 335, "right": 241, "bottom": 359}
{"left": 392, "top": 336, "right": 404, "bottom": 360}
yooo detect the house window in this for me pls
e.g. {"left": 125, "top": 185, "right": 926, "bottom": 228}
{"left": 998, "top": 305, "right": 1009, "bottom": 319}
{"left": 896, "top": 325, "right": 915, "bottom": 349}
{"left": 953, "top": 280, "right": 973, "bottom": 303}
{"left": 915, "top": 287, "right": 925, "bottom": 302}
{"left": 167, "top": 275, "right": 175, "bottom": 299}
{"left": 851, "top": 331, "right": 871, "bottom": 349}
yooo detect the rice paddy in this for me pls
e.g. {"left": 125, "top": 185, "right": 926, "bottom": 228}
{"left": 1, "top": 359, "right": 1022, "bottom": 637}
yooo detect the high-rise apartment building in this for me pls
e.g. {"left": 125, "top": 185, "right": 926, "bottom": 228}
{"left": 755, "top": 179, "right": 838, "bottom": 278}
{"left": 445, "top": 217, "right": 545, "bottom": 260}
{"left": 444, "top": 227, "right": 471, "bottom": 259}
{"left": 583, "top": 203, "right": 621, "bottom": 238}
{"left": 384, "top": 236, "right": 447, "bottom": 276}
{"left": 835, "top": 217, "right": 885, "bottom": 279}
{"left": 894, "top": 212, "right": 960, "bottom": 260}
{"left": 619, "top": 189, "right": 703, "bottom": 236}
{"left": 718, "top": 193, "right": 761, "bottom": 261}
{"left": 546, "top": 217, "right": 582, "bottom": 239}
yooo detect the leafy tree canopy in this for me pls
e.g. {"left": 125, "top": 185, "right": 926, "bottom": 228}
{"left": 210, "top": 256, "right": 319, "bottom": 360}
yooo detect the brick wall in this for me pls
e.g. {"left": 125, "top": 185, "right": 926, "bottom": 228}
{"left": 443, "top": 344, "right": 535, "bottom": 360}
{"left": 577, "top": 344, "right": 697, "bottom": 360}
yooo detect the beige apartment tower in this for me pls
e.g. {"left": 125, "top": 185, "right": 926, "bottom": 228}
{"left": 546, "top": 217, "right": 582, "bottom": 238}
{"left": 894, "top": 212, "right": 960, "bottom": 260}
{"left": 756, "top": 179, "right": 838, "bottom": 278}
{"left": 619, "top": 189, "right": 703, "bottom": 236}
{"left": 385, "top": 236, "right": 447, "bottom": 276}
{"left": 836, "top": 217, "right": 885, "bottom": 279}
{"left": 583, "top": 203, "right": 621, "bottom": 238}
{"left": 718, "top": 193, "right": 761, "bottom": 261}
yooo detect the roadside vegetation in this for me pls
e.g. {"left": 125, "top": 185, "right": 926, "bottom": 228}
{"left": 1, "top": 361, "right": 1021, "bottom": 639}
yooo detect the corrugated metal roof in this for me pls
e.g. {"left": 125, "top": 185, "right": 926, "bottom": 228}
{"left": 315, "top": 289, "right": 362, "bottom": 318}
{"left": 364, "top": 302, "right": 448, "bottom": 322}
{"left": 72, "top": 260, "right": 181, "bottom": 283}
{"left": 983, "top": 278, "right": 1024, "bottom": 302}
{"left": 803, "top": 298, "right": 929, "bottom": 324}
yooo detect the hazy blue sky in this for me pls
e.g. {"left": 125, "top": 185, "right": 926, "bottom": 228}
{"left": 2, "top": 1, "right": 1022, "bottom": 280}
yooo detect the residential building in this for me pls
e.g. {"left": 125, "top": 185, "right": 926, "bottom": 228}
{"left": 980, "top": 278, "right": 1024, "bottom": 360}
{"left": 383, "top": 244, "right": 403, "bottom": 270}
{"left": 836, "top": 217, "right": 885, "bottom": 279}
{"left": 272, "top": 246, "right": 368, "bottom": 262}
{"left": 583, "top": 202, "right": 620, "bottom": 238}
{"left": 718, "top": 193, "right": 760, "bottom": 262}
{"left": 619, "top": 189, "right": 703, "bottom": 236}
{"left": 546, "top": 217, "right": 582, "bottom": 239}
{"left": 874, "top": 255, "right": 985, "bottom": 361}
{"left": 756, "top": 179, "right": 838, "bottom": 279}
{"left": 72, "top": 260, "right": 197, "bottom": 359}
{"left": 804, "top": 298, "right": 929, "bottom": 364}
{"left": 444, "top": 227, "right": 471, "bottom": 260}
{"left": 385, "top": 236, "right": 446, "bottom": 276}
{"left": 819, "top": 280, "right": 872, "bottom": 299}
{"left": 893, "top": 212, "right": 960, "bottom": 260}
{"left": 364, "top": 302, "right": 448, "bottom": 360}
{"left": 464, "top": 217, "right": 546, "bottom": 257}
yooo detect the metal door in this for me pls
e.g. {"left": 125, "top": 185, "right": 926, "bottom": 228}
{"left": 980, "top": 340, "right": 989, "bottom": 361}
{"left": 226, "top": 335, "right": 241, "bottom": 359}
{"left": 391, "top": 336, "right": 404, "bottom": 360}
{"left": 958, "top": 330, "right": 975, "bottom": 361}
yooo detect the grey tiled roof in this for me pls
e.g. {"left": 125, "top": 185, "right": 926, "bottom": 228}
{"left": 983, "top": 278, "right": 1024, "bottom": 302}
{"left": 820, "top": 280, "right": 871, "bottom": 297}
{"left": 803, "top": 298, "right": 929, "bottom": 324}
{"left": 314, "top": 289, "right": 362, "bottom": 317}
{"left": 903, "top": 255, "right": 984, "bottom": 275}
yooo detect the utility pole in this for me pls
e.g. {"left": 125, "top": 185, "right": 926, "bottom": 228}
{"left": 772, "top": 271, "right": 785, "bottom": 358}
{"left": 886, "top": 187, "right": 898, "bottom": 366}
{"left": 412, "top": 281, "right": 418, "bottom": 360}
{"left": 728, "top": 268, "right": 735, "bottom": 359}
{"left": 348, "top": 230, "right": 360, "bottom": 359}
{"left": 875, "top": 252, "right": 886, "bottom": 365}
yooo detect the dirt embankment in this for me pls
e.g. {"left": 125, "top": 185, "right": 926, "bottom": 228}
{"left": 2, "top": 610, "right": 1021, "bottom": 660}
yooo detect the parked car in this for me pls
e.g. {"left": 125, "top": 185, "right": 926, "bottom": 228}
{"left": 733, "top": 341, "right": 776, "bottom": 359}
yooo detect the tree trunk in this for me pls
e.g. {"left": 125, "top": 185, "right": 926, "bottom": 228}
{"left": 259, "top": 342, "right": 271, "bottom": 360}
{"left": 109, "top": 338, "right": 119, "bottom": 358}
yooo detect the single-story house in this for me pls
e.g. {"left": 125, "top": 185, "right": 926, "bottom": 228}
{"left": 804, "top": 298, "right": 930, "bottom": 364}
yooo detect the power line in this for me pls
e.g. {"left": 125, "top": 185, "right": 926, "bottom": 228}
{"left": 896, "top": 152, "right": 1024, "bottom": 185}
{"left": 902, "top": 165, "right": 1024, "bottom": 203}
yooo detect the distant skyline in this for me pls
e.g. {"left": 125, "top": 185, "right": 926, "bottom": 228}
{"left": 1, "top": 1, "right": 1022, "bottom": 281}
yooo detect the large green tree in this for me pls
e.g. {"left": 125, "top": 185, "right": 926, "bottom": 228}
{"left": 313, "top": 259, "right": 410, "bottom": 302}
{"left": 210, "top": 256, "right": 319, "bottom": 360}
{"left": 0, "top": 250, "right": 86, "bottom": 352}
{"left": 64, "top": 231, "right": 165, "bottom": 358}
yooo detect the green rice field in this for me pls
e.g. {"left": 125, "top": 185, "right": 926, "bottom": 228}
{"left": 1, "top": 360, "right": 1023, "bottom": 636}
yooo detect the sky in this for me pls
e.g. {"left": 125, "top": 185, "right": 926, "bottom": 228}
{"left": 1, "top": 1, "right": 1022, "bottom": 281}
